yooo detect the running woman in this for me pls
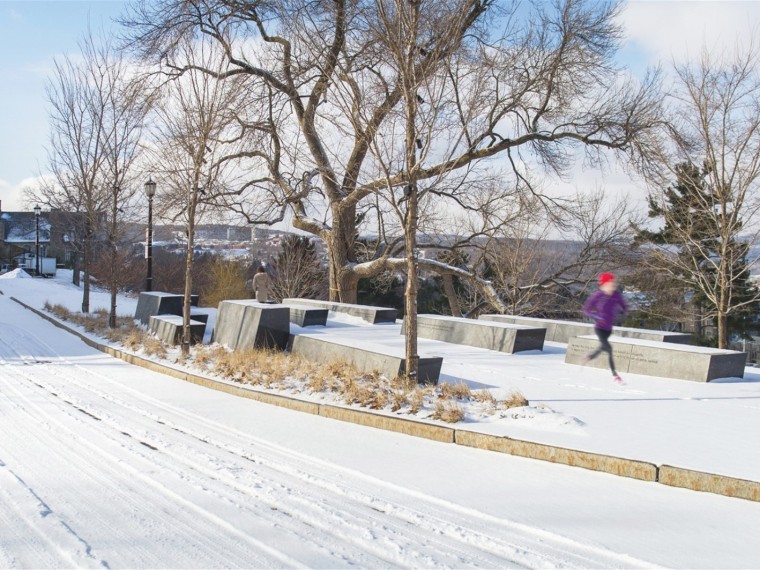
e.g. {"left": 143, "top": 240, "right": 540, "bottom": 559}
{"left": 582, "top": 272, "right": 627, "bottom": 384}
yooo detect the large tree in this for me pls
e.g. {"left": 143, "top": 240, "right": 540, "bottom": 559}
{"left": 147, "top": 38, "right": 253, "bottom": 353}
{"left": 122, "top": 0, "right": 662, "bottom": 307}
{"left": 637, "top": 47, "right": 760, "bottom": 348}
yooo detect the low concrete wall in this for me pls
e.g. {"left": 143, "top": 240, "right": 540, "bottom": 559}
{"left": 566, "top": 335, "right": 746, "bottom": 382}
{"left": 213, "top": 300, "right": 290, "bottom": 351}
{"left": 455, "top": 431, "right": 658, "bottom": 481}
{"left": 319, "top": 405, "right": 454, "bottom": 442}
{"left": 289, "top": 333, "right": 442, "bottom": 384}
{"left": 286, "top": 304, "right": 328, "bottom": 327}
{"left": 283, "top": 298, "right": 397, "bottom": 324}
{"left": 149, "top": 315, "right": 206, "bottom": 346}
{"left": 411, "top": 314, "right": 545, "bottom": 353}
{"left": 11, "top": 296, "right": 760, "bottom": 503}
{"left": 480, "top": 314, "right": 692, "bottom": 345}
{"left": 659, "top": 466, "right": 760, "bottom": 502}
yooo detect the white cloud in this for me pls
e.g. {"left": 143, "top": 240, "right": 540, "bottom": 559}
{"left": 620, "top": 0, "right": 760, "bottom": 66}
{"left": 0, "top": 176, "right": 48, "bottom": 212}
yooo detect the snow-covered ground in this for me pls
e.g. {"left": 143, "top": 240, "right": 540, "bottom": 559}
{"left": 1, "top": 270, "right": 760, "bottom": 568}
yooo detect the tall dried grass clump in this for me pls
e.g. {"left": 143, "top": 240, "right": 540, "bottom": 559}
{"left": 432, "top": 400, "right": 465, "bottom": 423}
{"left": 142, "top": 336, "right": 167, "bottom": 359}
{"left": 438, "top": 382, "right": 472, "bottom": 401}
{"left": 408, "top": 387, "right": 430, "bottom": 415}
{"left": 502, "top": 390, "right": 529, "bottom": 409}
{"left": 122, "top": 329, "right": 146, "bottom": 351}
{"left": 44, "top": 301, "right": 72, "bottom": 321}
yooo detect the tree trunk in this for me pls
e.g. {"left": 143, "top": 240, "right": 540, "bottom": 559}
{"left": 402, "top": 1, "right": 420, "bottom": 382}
{"left": 81, "top": 223, "right": 92, "bottom": 314}
{"left": 326, "top": 202, "right": 358, "bottom": 303}
{"left": 182, "top": 210, "right": 196, "bottom": 356}
{"left": 442, "top": 273, "right": 461, "bottom": 317}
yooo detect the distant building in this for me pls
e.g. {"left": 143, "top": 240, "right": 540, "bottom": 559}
{"left": 0, "top": 210, "right": 51, "bottom": 269}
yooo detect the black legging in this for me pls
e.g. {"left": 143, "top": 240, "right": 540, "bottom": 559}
{"left": 588, "top": 327, "right": 617, "bottom": 374}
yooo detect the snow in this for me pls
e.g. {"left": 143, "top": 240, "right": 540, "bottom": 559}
{"left": 1, "top": 271, "right": 760, "bottom": 568}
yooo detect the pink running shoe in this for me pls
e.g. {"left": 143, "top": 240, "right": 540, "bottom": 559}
{"left": 581, "top": 354, "right": 591, "bottom": 365}
{"left": 613, "top": 374, "right": 624, "bottom": 385}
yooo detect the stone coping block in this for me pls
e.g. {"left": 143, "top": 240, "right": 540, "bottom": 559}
{"left": 479, "top": 314, "right": 692, "bottom": 345}
{"left": 566, "top": 335, "right": 746, "bottom": 382}
{"left": 149, "top": 315, "right": 206, "bottom": 346}
{"left": 212, "top": 300, "right": 290, "bottom": 351}
{"left": 135, "top": 291, "right": 200, "bottom": 325}
{"left": 288, "top": 332, "right": 442, "bottom": 384}
{"left": 455, "top": 431, "right": 658, "bottom": 481}
{"left": 409, "top": 314, "right": 545, "bottom": 353}
{"left": 282, "top": 298, "right": 397, "bottom": 324}
{"left": 320, "top": 405, "right": 454, "bottom": 442}
{"left": 286, "top": 304, "right": 329, "bottom": 327}
{"left": 659, "top": 465, "right": 760, "bottom": 502}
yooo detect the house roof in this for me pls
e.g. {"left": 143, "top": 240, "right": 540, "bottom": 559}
{"left": 1, "top": 212, "right": 51, "bottom": 243}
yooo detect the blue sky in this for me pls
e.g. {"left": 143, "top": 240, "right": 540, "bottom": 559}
{"left": 2, "top": 1, "right": 760, "bottom": 213}
{"left": 0, "top": 1, "right": 125, "bottom": 211}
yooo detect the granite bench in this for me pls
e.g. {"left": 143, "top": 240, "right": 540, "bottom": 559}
{"left": 284, "top": 304, "right": 328, "bottom": 327}
{"left": 135, "top": 291, "right": 200, "bottom": 325}
{"left": 288, "top": 333, "right": 442, "bottom": 384}
{"left": 408, "top": 314, "right": 545, "bottom": 353}
{"left": 479, "top": 314, "right": 691, "bottom": 345}
{"left": 565, "top": 335, "right": 746, "bottom": 382}
{"left": 212, "top": 300, "right": 290, "bottom": 351}
{"left": 282, "top": 298, "right": 397, "bottom": 324}
{"left": 149, "top": 315, "right": 206, "bottom": 346}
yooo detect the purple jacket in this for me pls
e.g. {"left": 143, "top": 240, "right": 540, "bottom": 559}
{"left": 583, "top": 289, "right": 627, "bottom": 331}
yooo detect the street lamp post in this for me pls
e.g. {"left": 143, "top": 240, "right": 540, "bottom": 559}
{"left": 34, "top": 204, "right": 41, "bottom": 277}
{"left": 144, "top": 178, "right": 156, "bottom": 291}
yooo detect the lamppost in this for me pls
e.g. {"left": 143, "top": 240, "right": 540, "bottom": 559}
{"left": 34, "top": 204, "right": 41, "bottom": 276}
{"left": 144, "top": 178, "right": 156, "bottom": 291}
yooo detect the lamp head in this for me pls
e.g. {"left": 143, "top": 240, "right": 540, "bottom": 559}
{"left": 144, "top": 178, "right": 157, "bottom": 198}
{"left": 34, "top": 204, "right": 41, "bottom": 216}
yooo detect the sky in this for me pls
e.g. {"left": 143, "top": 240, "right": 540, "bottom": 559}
{"left": 2, "top": 1, "right": 760, "bottom": 214}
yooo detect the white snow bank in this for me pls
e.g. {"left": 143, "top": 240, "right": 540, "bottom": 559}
{"left": 0, "top": 268, "right": 32, "bottom": 279}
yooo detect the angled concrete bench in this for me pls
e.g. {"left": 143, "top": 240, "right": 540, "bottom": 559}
{"left": 135, "top": 291, "right": 200, "bottom": 325}
{"left": 479, "top": 314, "right": 691, "bottom": 345}
{"left": 409, "top": 314, "right": 545, "bottom": 353}
{"left": 282, "top": 298, "right": 397, "bottom": 324}
{"left": 285, "top": 304, "right": 328, "bottom": 327}
{"left": 288, "top": 333, "right": 442, "bottom": 384}
{"left": 149, "top": 315, "right": 206, "bottom": 346}
{"left": 565, "top": 335, "right": 746, "bottom": 382}
{"left": 212, "top": 300, "right": 290, "bottom": 351}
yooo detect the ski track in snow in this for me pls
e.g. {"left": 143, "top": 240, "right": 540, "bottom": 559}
{"left": 0, "top": 317, "right": 659, "bottom": 569}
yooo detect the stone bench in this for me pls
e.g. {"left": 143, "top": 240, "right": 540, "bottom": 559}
{"left": 282, "top": 298, "right": 397, "bottom": 324}
{"left": 284, "top": 304, "right": 328, "bottom": 327}
{"left": 212, "top": 300, "right": 290, "bottom": 351}
{"left": 409, "top": 314, "right": 545, "bottom": 353}
{"left": 288, "top": 333, "right": 442, "bottom": 384}
{"left": 135, "top": 292, "right": 200, "bottom": 325}
{"left": 149, "top": 315, "right": 205, "bottom": 346}
{"left": 565, "top": 335, "right": 746, "bottom": 382}
{"left": 479, "top": 314, "right": 691, "bottom": 345}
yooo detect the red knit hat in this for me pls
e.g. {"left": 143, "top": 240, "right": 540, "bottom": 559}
{"left": 598, "top": 272, "right": 616, "bottom": 285}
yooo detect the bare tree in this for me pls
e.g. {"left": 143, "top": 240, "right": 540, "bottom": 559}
{"left": 147, "top": 38, "right": 252, "bottom": 353}
{"left": 640, "top": 48, "right": 760, "bottom": 347}
{"left": 122, "top": 0, "right": 663, "bottom": 310}
{"left": 94, "top": 35, "right": 154, "bottom": 327}
{"left": 34, "top": 33, "right": 110, "bottom": 313}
